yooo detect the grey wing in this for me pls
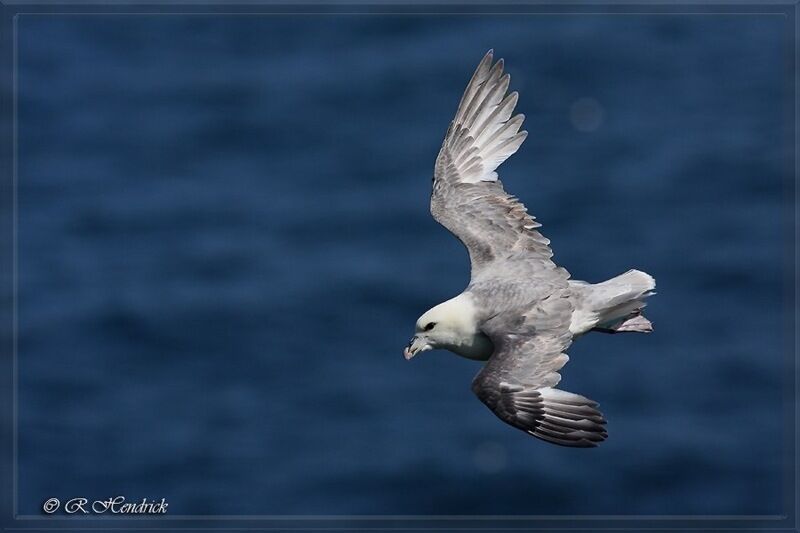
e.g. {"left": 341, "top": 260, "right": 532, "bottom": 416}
{"left": 471, "top": 297, "right": 608, "bottom": 447}
{"left": 431, "top": 50, "right": 563, "bottom": 281}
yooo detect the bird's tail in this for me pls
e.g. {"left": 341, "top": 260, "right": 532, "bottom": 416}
{"left": 569, "top": 269, "right": 656, "bottom": 335}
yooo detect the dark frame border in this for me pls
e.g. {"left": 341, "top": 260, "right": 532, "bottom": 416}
{"left": 0, "top": 2, "right": 796, "bottom": 531}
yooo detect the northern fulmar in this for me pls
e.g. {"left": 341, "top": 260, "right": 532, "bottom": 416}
{"left": 404, "top": 50, "right": 655, "bottom": 448}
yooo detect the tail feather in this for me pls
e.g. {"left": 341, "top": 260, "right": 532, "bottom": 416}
{"left": 569, "top": 269, "right": 655, "bottom": 335}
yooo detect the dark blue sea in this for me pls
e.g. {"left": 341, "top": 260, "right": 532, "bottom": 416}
{"left": 15, "top": 11, "right": 792, "bottom": 517}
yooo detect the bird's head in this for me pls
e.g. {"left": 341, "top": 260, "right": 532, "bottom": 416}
{"left": 404, "top": 297, "right": 474, "bottom": 360}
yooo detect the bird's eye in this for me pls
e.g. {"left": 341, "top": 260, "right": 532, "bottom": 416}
{"left": 424, "top": 322, "right": 436, "bottom": 331}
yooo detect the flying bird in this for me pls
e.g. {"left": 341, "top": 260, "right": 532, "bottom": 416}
{"left": 404, "top": 50, "right": 655, "bottom": 448}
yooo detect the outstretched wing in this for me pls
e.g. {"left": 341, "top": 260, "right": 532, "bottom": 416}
{"left": 431, "top": 50, "right": 562, "bottom": 281}
{"left": 471, "top": 295, "right": 608, "bottom": 447}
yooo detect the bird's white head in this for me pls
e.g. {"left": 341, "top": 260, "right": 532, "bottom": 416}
{"left": 403, "top": 294, "right": 479, "bottom": 360}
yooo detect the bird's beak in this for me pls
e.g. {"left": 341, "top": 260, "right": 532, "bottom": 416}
{"left": 404, "top": 335, "right": 432, "bottom": 360}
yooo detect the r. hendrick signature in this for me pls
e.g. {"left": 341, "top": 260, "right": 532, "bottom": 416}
{"left": 43, "top": 496, "right": 168, "bottom": 514}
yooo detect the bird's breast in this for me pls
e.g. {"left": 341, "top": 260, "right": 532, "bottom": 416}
{"left": 448, "top": 332, "right": 494, "bottom": 361}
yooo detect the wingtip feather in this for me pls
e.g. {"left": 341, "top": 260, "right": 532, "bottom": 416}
{"left": 438, "top": 52, "right": 526, "bottom": 184}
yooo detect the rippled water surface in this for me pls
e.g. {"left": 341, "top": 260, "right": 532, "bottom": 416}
{"left": 16, "top": 13, "right": 791, "bottom": 515}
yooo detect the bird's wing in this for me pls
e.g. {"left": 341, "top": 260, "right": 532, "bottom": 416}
{"left": 431, "top": 50, "right": 563, "bottom": 281}
{"left": 471, "top": 296, "right": 608, "bottom": 447}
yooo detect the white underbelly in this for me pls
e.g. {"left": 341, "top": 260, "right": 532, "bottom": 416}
{"left": 569, "top": 308, "right": 598, "bottom": 336}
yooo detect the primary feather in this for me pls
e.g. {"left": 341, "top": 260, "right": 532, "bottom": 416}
{"left": 440, "top": 51, "right": 527, "bottom": 184}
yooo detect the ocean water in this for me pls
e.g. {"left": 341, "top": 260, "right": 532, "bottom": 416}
{"left": 14, "top": 12, "right": 791, "bottom": 516}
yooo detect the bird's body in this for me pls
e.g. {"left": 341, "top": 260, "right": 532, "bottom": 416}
{"left": 405, "top": 51, "right": 656, "bottom": 448}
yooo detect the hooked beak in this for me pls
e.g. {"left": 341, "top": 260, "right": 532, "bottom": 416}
{"left": 403, "top": 335, "right": 432, "bottom": 360}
